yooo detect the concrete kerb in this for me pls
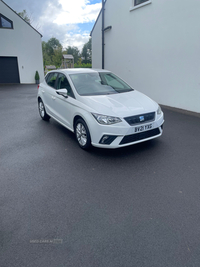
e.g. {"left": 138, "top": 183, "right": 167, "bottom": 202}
{"left": 161, "top": 104, "right": 200, "bottom": 119}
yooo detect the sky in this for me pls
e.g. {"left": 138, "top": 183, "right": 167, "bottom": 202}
{"left": 4, "top": 0, "right": 102, "bottom": 51}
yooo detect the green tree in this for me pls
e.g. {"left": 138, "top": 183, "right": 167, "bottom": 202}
{"left": 42, "top": 41, "right": 52, "bottom": 67}
{"left": 47, "top": 37, "right": 62, "bottom": 50}
{"left": 18, "top": 10, "right": 31, "bottom": 24}
{"left": 81, "top": 38, "right": 92, "bottom": 64}
{"left": 52, "top": 47, "right": 63, "bottom": 68}
{"left": 42, "top": 38, "right": 63, "bottom": 68}
{"left": 46, "top": 37, "right": 62, "bottom": 60}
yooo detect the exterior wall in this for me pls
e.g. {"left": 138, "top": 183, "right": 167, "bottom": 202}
{"left": 0, "top": 1, "right": 44, "bottom": 83}
{"left": 91, "top": 0, "right": 200, "bottom": 113}
{"left": 91, "top": 11, "right": 102, "bottom": 69}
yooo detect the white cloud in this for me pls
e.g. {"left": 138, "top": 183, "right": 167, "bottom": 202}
{"left": 6, "top": 0, "right": 101, "bottom": 51}
{"left": 37, "top": 0, "right": 101, "bottom": 50}
{"left": 4, "top": 0, "right": 101, "bottom": 50}
{"left": 62, "top": 33, "right": 91, "bottom": 50}
{"left": 38, "top": 20, "right": 92, "bottom": 51}
{"left": 51, "top": 0, "right": 101, "bottom": 25}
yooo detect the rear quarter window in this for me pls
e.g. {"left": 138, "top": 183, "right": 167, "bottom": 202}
{"left": 45, "top": 72, "right": 58, "bottom": 89}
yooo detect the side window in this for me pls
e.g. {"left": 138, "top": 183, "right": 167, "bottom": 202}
{"left": 0, "top": 14, "right": 13, "bottom": 29}
{"left": 57, "top": 73, "right": 75, "bottom": 98}
{"left": 46, "top": 72, "right": 58, "bottom": 89}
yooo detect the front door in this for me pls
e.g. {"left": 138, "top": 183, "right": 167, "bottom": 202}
{"left": 53, "top": 73, "right": 76, "bottom": 130}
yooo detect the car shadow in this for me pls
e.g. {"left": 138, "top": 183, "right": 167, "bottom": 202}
{"left": 38, "top": 117, "right": 163, "bottom": 158}
{"left": 90, "top": 139, "right": 160, "bottom": 158}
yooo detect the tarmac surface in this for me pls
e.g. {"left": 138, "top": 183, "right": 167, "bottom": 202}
{"left": 0, "top": 84, "right": 200, "bottom": 267}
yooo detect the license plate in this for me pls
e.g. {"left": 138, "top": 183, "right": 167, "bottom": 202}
{"left": 135, "top": 123, "right": 153, "bottom": 133}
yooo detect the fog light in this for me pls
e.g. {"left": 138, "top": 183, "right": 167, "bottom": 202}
{"left": 99, "top": 135, "right": 118, "bottom": 145}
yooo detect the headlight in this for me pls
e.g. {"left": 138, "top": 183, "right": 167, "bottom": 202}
{"left": 92, "top": 113, "right": 122, "bottom": 125}
{"left": 157, "top": 105, "right": 162, "bottom": 115}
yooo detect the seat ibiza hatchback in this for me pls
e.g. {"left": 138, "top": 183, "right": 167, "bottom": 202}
{"left": 37, "top": 68, "right": 164, "bottom": 149}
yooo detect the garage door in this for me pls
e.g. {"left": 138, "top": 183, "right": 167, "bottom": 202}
{"left": 0, "top": 57, "right": 20, "bottom": 83}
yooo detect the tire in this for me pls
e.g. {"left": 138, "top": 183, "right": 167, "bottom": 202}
{"left": 75, "top": 119, "right": 91, "bottom": 150}
{"left": 38, "top": 99, "right": 50, "bottom": 121}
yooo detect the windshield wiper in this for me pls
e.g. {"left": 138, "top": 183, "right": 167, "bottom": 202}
{"left": 105, "top": 92, "right": 117, "bottom": 95}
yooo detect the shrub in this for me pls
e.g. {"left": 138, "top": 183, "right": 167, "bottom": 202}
{"left": 35, "top": 71, "right": 40, "bottom": 80}
{"left": 74, "top": 63, "right": 92, "bottom": 68}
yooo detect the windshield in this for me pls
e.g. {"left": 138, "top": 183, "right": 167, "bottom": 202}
{"left": 69, "top": 72, "right": 133, "bottom": 96}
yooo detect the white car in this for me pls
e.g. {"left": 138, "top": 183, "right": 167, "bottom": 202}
{"left": 37, "top": 69, "right": 164, "bottom": 149}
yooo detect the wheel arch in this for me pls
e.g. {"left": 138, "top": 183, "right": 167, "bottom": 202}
{"left": 37, "top": 96, "right": 50, "bottom": 120}
{"left": 38, "top": 96, "right": 42, "bottom": 103}
{"left": 73, "top": 115, "right": 92, "bottom": 149}
{"left": 73, "top": 115, "right": 85, "bottom": 131}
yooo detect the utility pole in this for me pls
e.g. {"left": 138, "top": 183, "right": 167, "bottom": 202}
{"left": 102, "top": 0, "right": 105, "bottom": 69}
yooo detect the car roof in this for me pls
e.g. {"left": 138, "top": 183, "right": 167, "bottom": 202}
{"left": 47, "top": 68, "right": 110, "bottom": 75}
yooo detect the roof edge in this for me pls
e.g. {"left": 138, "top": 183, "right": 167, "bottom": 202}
{"left": 1, "top": 0, "right": 43, "bottom": 37}
{"left": 90, "top": 0, "right": 107, "bottom": 37}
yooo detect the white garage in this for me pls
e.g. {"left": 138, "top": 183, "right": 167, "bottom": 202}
{"left": 0, "top": 0, "right": 44, "bottom": 84}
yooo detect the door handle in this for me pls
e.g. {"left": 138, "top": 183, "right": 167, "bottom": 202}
{"left": 42, "top": 90, "right": 45, "bottom": 93}
{"left": 52, "top": 96, "right": 56, "bottom": 100}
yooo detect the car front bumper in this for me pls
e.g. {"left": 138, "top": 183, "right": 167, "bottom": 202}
{"left": 89, "top": 113, "right": 164, "bottom": 149}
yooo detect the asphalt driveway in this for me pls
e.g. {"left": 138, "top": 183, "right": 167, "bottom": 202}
{"left": 0, "top": 84, "right": 200, "bottom": 267}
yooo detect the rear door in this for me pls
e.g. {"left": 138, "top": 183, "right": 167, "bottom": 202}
{"left": 41, "top": 72, "right": 58, "bottom": 116}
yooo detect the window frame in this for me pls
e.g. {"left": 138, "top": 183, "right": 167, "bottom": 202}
{"left": 130, "top": 0, "right": 152, "bottom": 11}
{"left": 0, "top": 13, "right": 13, "bottom": 29}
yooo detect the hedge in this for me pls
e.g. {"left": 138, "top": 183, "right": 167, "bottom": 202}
{"left": 74, "top": 63, "right": 92, "bottom": 68}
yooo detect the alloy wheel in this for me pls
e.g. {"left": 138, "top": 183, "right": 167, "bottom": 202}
{"left": 76, "top": 123, "right": 87, "bottom": 146}
{"left": 39, "top": 101, "right": 45, "bottom": 118}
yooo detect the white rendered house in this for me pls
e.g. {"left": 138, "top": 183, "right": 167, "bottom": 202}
{"left": 91, "top": 0, "right": 200, "bottom": 113}
{"left": 0, "top": 0, "right": 44, "bottom": 83}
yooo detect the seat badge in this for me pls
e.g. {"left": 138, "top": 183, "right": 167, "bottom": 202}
{"left": 139, "top": 116, "right": 145, "bottom": 122}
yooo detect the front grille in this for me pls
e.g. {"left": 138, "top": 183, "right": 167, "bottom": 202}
{"left": 119, "top": 128, "right": 160, "bottom": 145}
{"left": 124, "top": 112, "right": 155, "bottom": 126}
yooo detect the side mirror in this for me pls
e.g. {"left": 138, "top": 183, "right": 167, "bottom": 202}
{"left": 56, "top": 88, "right": 68, "bottom": 98}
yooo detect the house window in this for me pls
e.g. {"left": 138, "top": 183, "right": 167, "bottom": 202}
{"left": 0, "top": 14, "right": 13, "bottom": 29}
{"left": 135, "top": 0, "right": 148, "bottom": 6}
{"left": 130, "top": 0, "right": 151, "bottom": 11}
